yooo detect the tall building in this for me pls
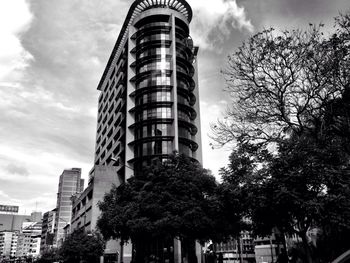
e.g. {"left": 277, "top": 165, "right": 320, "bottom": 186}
{"left": 94, "top": 0, "right": 202, "bottom": 180}
{"left": 40, "top": 209, "right": 56, "bottom": 253}
{"left": 54, "top": 168, "right": 84, "bottom": 246}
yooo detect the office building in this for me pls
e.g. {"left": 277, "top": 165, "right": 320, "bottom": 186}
{"left": 93, "top": 0, "right": 202, "bottom": 181}
{"left": 40, "top": 209, "right": 56, "bottom": 253}
{"left": 53, "top": 168, "right": 84, "bottom": 246}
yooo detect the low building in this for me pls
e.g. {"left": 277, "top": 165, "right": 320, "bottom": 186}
{"left": 16, "top": 222, "right": 42, "bottom": 260}
{"left": 70, "top": 165, "right": 125, "bottom": 262}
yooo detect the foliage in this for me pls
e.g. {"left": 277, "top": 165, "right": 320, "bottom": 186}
{"left": 215, "top": 12, "right": 350, "bottom": 263}
{"left": 35, "top": 248, "right": 60, "bottom": 263}
{"left": 220, "top": 136, "right": 350, "bottom": 262}
{"left": 59, "top": 229, "right": 105, "bottom": 263}
{"left": 97, "top": 154, "right": 233, "bottom": 244}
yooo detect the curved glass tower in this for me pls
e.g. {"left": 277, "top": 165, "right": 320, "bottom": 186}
{"left": 94, "top": 0, "right": 202, "bottom": 179}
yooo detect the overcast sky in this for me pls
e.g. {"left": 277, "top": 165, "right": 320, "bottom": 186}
{"left": 0, "top": 0, "right": 348, "bottom": 214}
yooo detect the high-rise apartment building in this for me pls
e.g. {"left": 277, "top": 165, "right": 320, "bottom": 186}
{"left": 54, "top": 168, "right": 84, "bottom": 246}
{"left": 94, "top": 0, "right": 202, "bottom": 180}
{"left": 40, "top": 209, "right": 56, "bottom": 253}
{"left": 16, "top": 222, "right": 42, "bottom": 259}
{"left": 0, "top": 231, "right": 18, "bottom": 260}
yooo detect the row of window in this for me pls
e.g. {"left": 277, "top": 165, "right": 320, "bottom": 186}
{"left": 137, "top": 33, "right": 170, "bottom": 44}
{"left": 137, "top": 75, "right": 171, "bottom": 89}
{"left": 138, "top": 47, "right": 170, "bottom": 59}
{"left": 135, "top": 123, "right": 173, "bottom": 140}
{"left": 136, "top": 107, "right": 172, "bottom": 121}
{"left": 138, "top": 60, "right": 171, "bottom": 74}
{"left": 137, "top": 21, "right": 171, "bottom": 30}
{"left": 136, "top": 90, "right": 172, "bottom": 105}
{"left": 135, "top": 140, "right": 173, "bottom": 157}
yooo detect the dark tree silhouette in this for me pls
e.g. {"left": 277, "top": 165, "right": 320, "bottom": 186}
{"left": 97, "top": 154, "right": 234, "bottom": 263}
{"left": 59, "top": 229, "right": 104, "bottom": 263}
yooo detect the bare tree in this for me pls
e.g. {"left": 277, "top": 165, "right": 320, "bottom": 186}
{"left": 211, "top": 19, "right": 350, "bottom": 147}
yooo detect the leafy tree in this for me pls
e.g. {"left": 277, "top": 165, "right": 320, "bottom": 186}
{"left": 97, "top": 154, "right": 232, "bottom": 263}
{"left": 35, "top": 248, "right": 60, "bottom": 263}
{"left": 220, "top": 138, "right": 350, "bottom": 263}
{"left": 59, "top": 229, "right": 105, "bottom": 263}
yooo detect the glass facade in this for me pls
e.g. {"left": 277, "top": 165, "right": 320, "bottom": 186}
{"left": 129, "top": 13, "right": 199, "bottom": 169}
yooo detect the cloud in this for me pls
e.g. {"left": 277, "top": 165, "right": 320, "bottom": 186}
{"left": 4, "top": 164, "right": 29, "bottom": 177}
{"left": 188, "top": 0, "right": 254, "bottom": 51}
{"left": 199, "top": 101, "right": 233, "bottom": 180}
{"left": 0, "top": 0, "right": 33, "bottom": 81}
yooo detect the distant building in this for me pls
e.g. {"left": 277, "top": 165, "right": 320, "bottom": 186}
{"left": 0, "top": 205, "right": 19, "bottom": 214}
{"left": 214, "top": 231, "right": 255, "bottom": 263}
{"left": 40, "top": 209, "right": 56, "bottom": 253}
{"left": 53, "top": 168, "right": 84, "bottom": 246}
{"left": 0, "top": 231, "right": 18, "bottom": 260}
{"left": 16, "top": 221, "right": 42, "bottom": 260}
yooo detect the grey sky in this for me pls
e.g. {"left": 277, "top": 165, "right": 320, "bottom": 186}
{"left": 0, "top": 0, "right": 348, "bottom": 213}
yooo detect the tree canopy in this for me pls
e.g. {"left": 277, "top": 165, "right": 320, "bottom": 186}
{"left": 59, "top": 229, "right": 105, "bottom": 263}
{"left": 97, "top": 154, "right": 233, "bottom": 244}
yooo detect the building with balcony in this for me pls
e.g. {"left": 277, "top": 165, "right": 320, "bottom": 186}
{"left": 93, "top": 0, "right": 202, "bottom": 181}
{"left": 16, "top": 221, "right": 42, "bottom": 260}
{"left": 0, "top": 231, "right": 18, "bottom": 260}
{"left": 40, "top": 209, "right": 56, "bottom": 253}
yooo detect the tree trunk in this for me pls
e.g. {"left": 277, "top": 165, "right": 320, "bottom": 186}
{"left": 120, "top": 240, "right": 124, "bottom": 263}
{"left": 301, "top": 233, "right": 312, "bottom": 263}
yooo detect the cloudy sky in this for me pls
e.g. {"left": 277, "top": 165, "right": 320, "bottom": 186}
{"left": 0, "top": 0, "right": 348, "bottom": 214}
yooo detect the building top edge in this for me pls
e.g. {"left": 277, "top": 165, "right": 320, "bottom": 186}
{"left": 97, "top": 0, "right": 193, "bottom": 91}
